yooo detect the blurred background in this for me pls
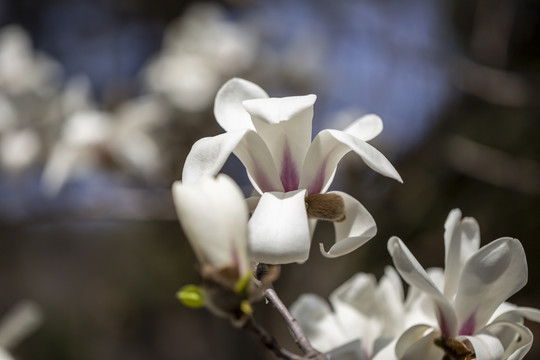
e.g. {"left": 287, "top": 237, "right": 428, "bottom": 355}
{"left": 0, "top": 0, "right": 539, "bottom": 358}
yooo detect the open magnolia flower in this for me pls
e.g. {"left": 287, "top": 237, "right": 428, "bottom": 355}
{"left": 182, "top": 78, "right": 402, "bottom": 264}
{"left": 172, "top": 174, "right": 262, "bottom": 322}
{"left": 290, "top": 267, "right": 416, "bottom": 360}
{"left": 387, "top": 209, "right": 540, "bottom": 359}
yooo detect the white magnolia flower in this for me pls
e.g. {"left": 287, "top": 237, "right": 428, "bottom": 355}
{"left": 387, "top": 209, "right": 540, "bottom": 359}
{"left": 0, "top": 25, "right": 60, "bottom": 95}
{"left": 41, "top": 96, "right": 168, "bottom": 196}
{"left": 290, "top": 267, "right": 409, "bottom": 360}
{"left": 172, "top": 174, "right": 250, "bottom": 277}
{"left": 144, "top": 3, "right": 257, "bottom": 112}
{"left": 183, "top": 78, "right": 402, "bottom": 264}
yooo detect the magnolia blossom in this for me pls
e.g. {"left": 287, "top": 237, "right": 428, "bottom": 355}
{"left": 144, "top": 3, "right": 257, "bottom": 112}
{"left": 0, "top": 25, "right": 60, "bottom": 94}
{"left": 290, "top": 267, "right": 414, "bottom": 360}
{"left": 387, "top": 209, "right": 540, "bottom": 359}
{"left": 183, "top": 78, "right": 402, "bottom": 264}
{"left": 172, "top": 174, "right": 250, "bottom": 278}
{"left": 41, "top": 96, "right": 168, "bottom": 196}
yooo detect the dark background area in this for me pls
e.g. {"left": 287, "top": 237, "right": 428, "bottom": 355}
{"left": 0, "top": 0, "right": 539, "bottom": 359}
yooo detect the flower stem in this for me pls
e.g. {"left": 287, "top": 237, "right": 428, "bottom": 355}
{"left": 264, "top": 287, "right": 328, "bottom": 360}
{"left": 243, "top": 317, "right": 303, "bottom": 360}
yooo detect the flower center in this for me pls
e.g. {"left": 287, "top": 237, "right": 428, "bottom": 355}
{"left": 305, "top": 193, "right": 346, "bottom": 222}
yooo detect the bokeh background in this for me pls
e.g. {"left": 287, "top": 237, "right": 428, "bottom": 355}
{"left": 0, "top": 0, "right": 539, "bottom": 359}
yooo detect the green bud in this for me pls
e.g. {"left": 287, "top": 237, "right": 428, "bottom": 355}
{"left": 177, "top": 285, "right": 205, "bottom": 308}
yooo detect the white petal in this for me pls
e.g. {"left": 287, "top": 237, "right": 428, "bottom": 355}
{"left": 330, "top": 272, "right": 377, "bottom": 314}
{"left": 372, "top": 339, "right": 398, "bottom": 360}
{"left": 376, "top": 267, "right": 406, "bottom": 338}
{"left": 443, "top": 209, "right": 481, "bottom": 299}
{"left": 289, "top": 294, "right": 349, "bottom": 353}
{"left": 0, "top": 301, "right": 42, "bottom": 349}
{"left": 485, "top": 321, "right": 534, "bottom": 360}
{"left": 388, "top": 237, "right": 458, "bottom": 337}
{"left": 182, "top": 130, "right": 283, "bottom": 192}
{"left": 329, "top": 273, "right": 382, "bottom": 353}
{"left": 395, "top": 325, "right": 443, "bottom": 360}
{"left": 243, "top": 95, "right": 316, "bottom": 192}
{"left": 343, "top": 114, "right": 384, "bottom": 142}
{"left": 248, "top": 190, "right": 311, "bottom": 264}
{"left": 454, "top": 238, "right": 527, "bottom": 333}
{"left": 320, "top": 191, "right": 377, "bottom": 258}
{"left": 0, "top": 349, "right": 14, "bottom": 360}
{"left": 213, "top": 78, "right": 268, "bottom": 132}
{"left": 300, "top": 129, "right": 401, "bottom": 195}
{"left": 172, "top": 175, "right": 250, "bottom": 274}
{"left": 40, "top": 143, "right": 78, "bottom": 197}
{"left": 458, "top": 332, "right": 504, "bottom": 360}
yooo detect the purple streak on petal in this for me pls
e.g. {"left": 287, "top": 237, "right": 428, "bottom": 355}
{"left": 306, "top": 144, "right": 338, "bottom": 195}
{"left": 280, "top": 141, "right": 299, "bottom": 191}
{"left": 437, "top": 306, "right": 451, "bottom": 337}
{"left": 459, "top": 312, "right": 476, "bottom": 336}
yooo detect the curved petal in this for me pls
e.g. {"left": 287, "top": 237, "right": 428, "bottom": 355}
{"left": 443, "top": 209, "right": 481, "bottom": 299}
{"left": 172, "top": 175, "right": 250, "bottom": 275}
{"left": 458, "top": 332, "right": 504, "bottom": 360}
{"left": 395, "top": 325, "right": 443, "bottom": 360}
{"left": 248, "top": 190, "right": 311, "bottom": 264}
{"left": 454, "top": 238, "right": 527, "bottom": 333}
{"left": 182, "top": 130, "right": 283, "bottom": 192}
{"left": 299, "top": 129, "right": 402, "bottom": 195}
{"left": 213, "top": 78, "right": 268, "bottom": 132}
{"left": 484, "top": 321, "right": 534, "bottom": 360}
{"left": 320, "top": 191, "right": 377, "bottom": 258}
{"left": 388, "top": 237, "right": 458, "bottom": 337}
{"left": 343, "top": 114, "right": 383, "bottom": 142}
{"left": 243, "top": 95, "right": 316, "bottom": 191}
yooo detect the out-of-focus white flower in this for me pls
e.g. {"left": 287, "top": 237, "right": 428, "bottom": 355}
{"left": 183, "top": 78, "right": 402, "bottom": 264}
{"left": 0, "top": 128, "right": 41, "bottom": 172}
{"left": 41, "top": 96, "right": 168, "bottom": 196}
{"left": 387, "top": 209, "right": 540, "bottom": 360}
{"left": 144, "top": 3, "right": 257, "bottom": 112}
{"left": 0, "top": 301, "right": 42, "bottom": 360}
{"left": 290, "top": 267, "right": 415, "bottom": 360}
{"left": 0, "top": 25, "right": 61, "bottom": 95}
{"left": 172, "top": 174, "right": 250, "bottom": 276}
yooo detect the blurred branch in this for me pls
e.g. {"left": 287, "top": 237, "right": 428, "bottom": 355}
{"left": 450, "top": 57, "right": 538, "bottom": 107}
{"left": 243, "top": 317, "right": 303, "bottom": 360}
{"left": 470, "top": 0, "right": 515, "bottom": 68}
{"left": 264, "top": 287, "right": 328, "bottom": 360}
{"left": 445, "top": 136, "right": 540, "bottom": 195}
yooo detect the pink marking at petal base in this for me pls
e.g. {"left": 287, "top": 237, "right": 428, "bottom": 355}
{"left": 280, "top": 142, "right": 299, "bottom": 191}
{"left": 437, "top": 307, "right": 452, "bottom": 337}
{"left": 459, "top": 312, "right": 476, "bottom": 336}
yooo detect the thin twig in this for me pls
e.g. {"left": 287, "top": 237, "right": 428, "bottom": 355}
{"left": 243, "top": 317, "right": 303, "bottom": 360}
{"left": 264, "top": 287, "right": 328, "bottom": 360}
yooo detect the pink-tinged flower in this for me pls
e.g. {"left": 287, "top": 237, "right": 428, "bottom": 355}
{"left": 387, "top": 209, "right": 540, "bottom": 360}
{"left": 182, "top": 78, "right": 402, "bottom": 264}
{"left": 172, "top": 174, "right": 250, "bottom": 277}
